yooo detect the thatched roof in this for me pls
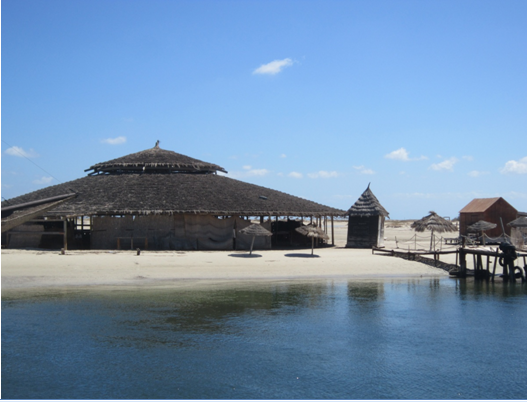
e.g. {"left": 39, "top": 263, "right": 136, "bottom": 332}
{"left": 346, "top": 184, "right": 389, "bottom": 217}
{"left": 239, "top": 224, "right": 272, "bottom": 237}
{"left": 411, "top": 211, "right": 457, "bottom": 233}
{"left": 2, "top": 146, "right": 344, "bottom": 218}
{"left": 508, "top": 216, "right": 527, "bottom": 228}
{"left": 295, "top": 224, "right": 330, "bottom": 240}
{"left": 86, "top": 142, "right": 227, "bottom": 175}
{"left": 467, "top": 220, "right": 497, "bottom": 232}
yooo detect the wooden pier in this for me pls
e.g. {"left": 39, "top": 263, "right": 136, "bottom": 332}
{"left": 373, "top": 244, "right": 527, "bottom": 283}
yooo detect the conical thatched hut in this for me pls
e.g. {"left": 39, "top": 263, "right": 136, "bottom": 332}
{"left": 345, "top": 184, "right": 389, "bottom": 248}
{"left": 2, "top": 143, "right": 344, "bottom": 251}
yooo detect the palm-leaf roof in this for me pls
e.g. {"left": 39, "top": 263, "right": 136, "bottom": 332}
{"left": 346, "top": 184, "right": 389, "bottom": 217}
{"left": 508, "top": 216, "right": 527, "bottom": 228}
{"left": 467, "top": 220, "right": 497, "bottom": 232}
{"left": 295, "top": 224, "right": 330, "bottom": 240}
{"left": 411, "top": 211, "right": 457, "bottom": 233}
{"left": 3, "top": 145, "right": 344, "bottom": 218}
{"left": 86, "top": 142, "right": 227, "bottom": 175}
{"left": 239, "top": 223, "right": 272, "bottom": 237}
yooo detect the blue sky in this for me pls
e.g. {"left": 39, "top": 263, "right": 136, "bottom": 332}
{"left": 2, "top": 0, "right": 526, "bottom": 219}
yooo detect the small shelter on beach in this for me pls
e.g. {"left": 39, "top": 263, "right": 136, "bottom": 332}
{"left": 412, "top": 211, "right": 458, "bottom": 250}
{"left": 295, "top": 224, "right": 330, "bottom": 256}
{"left": 459, "top": 198, "right": 518, "bottom": 238}
{"left": 467, "top": 220, "right": 497, "bottom": 245}
{"left": 345, "top": 184, "right": 389, "bottom": 248}
{"left": 2, "top": 142, "right": 344, "bottom": 251}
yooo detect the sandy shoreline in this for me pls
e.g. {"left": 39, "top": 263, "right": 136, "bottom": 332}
{"left": 1, "top": 246, "right": 450, "bottom": 295}
{"left": 1, "top": 222, "right": 461, "bottom": 295}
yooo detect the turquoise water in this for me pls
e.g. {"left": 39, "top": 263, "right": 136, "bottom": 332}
{"left": 2, "top": 278, "right": 527, "bottom": 399}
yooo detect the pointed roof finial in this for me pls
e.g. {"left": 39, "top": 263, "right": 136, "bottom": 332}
{"left": 154, "top": 140, "right": 160, "bottom": 149}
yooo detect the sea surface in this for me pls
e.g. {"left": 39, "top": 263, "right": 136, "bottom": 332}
{"left": 2, "top": 278, "right": 527, "bottom": 400}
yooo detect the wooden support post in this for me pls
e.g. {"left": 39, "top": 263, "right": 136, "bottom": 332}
{"left": 459, "top": 237, "right": 467, "bottom": 277}
{"left": 492, "top": 253, "right": 498, "bottom": 281}
{"left": 331, "top": 216, "right": 334, "bottom": 246}
{"left": 63, "top": 218, "right": 68, "bottom": 251}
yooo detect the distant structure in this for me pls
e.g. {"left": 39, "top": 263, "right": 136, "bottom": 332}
{"left": 345, "top": 184, "right": 389, "bottom": 248}
{"left": 459, "top": 197, "right": 518, "bottom": 238}
{"left": 1, "top": 143, "right": 344, "bottom": 251}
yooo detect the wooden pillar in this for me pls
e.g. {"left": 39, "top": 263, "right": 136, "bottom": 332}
{"left": 492, "top": 252, "right": 498, "bottom": 281}
{"left": 331, "top": 216, "right": 335, "bottom": 246}
{"left": 63, "top": 218, "right": 68, "bottom": 251}
{"left": 459, "top": 237, "right": 467, "bottom": 277}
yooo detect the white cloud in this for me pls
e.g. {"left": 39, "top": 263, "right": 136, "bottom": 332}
{"left": 385, "top": 147, "right": 427, "bottom": 162}
{"left": 288, "top": 172, "right": 303, "bottom": 179}
{"left": 430, "top": 157, "right": 458, "bottom": 171}
{"left": 307, "top": 171, "right": 338, "bottom": 179}
{"left": 463, "top": 155, "right": 474, "bottom": 161}
{"left": 101, "top": 136, "right": 127, "bottom": 145}
{"left": 33, "top": 176, "right": 54, "bottom": 185}
{"left": 227, "top": 168, "right": 270, "bottom": 179}
{"left": 5, "top": 146, "right": 38, "bottom": 158}
{"left": 468, "top": 170, "right": 489, "bottom": 177}
{"left": 243, "top": 165, "right": 252, "bottom": 170}
{"left": 386, "top": 148, "right": 410, "bottom": 161}
{"left": 353, "top": 165, "right": 375, "bottom": 175}
{"left": 253, "top": 58, "right": 293, "bottom": 75}
{"left": 500, "top": 156, "right": 527, "bottom": 174}
{"left": 280, "top": 154, "right": 287, "bottom": 158}
{"left": 246, "top": 169, "right": 269, "bottom": 177}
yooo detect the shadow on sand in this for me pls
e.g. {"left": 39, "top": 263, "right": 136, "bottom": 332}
{"left": 284, "top": 253, "right": 320, "bottom": 258}
{"left": 228, "top": 253, "right": 263, "bottom": 258}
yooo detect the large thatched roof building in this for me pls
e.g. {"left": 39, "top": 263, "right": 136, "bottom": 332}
{"left": 345, "top": 184, "right": 389, "bottom": 248}
{"left": 2, "top": 143, "right": 344, "bottom": 250}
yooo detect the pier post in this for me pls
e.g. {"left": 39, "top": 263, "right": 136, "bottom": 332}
{"left": 459, "top": 237, "right": 467, "bottom": 278}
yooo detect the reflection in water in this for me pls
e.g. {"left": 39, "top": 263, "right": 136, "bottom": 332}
{"left": 2, "top": 278, "right": 527, "bottom": 400}
{"left": 347, "top": 281, "right": 385, "bottom": 304}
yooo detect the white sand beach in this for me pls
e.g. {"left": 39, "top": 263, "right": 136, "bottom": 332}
{"left": 1, "top": 221, "right": 456, "bottom": 293}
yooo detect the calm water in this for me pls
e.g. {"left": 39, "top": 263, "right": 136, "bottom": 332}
{"left": 2, "top": 278, "right": 527, "bottom": 400}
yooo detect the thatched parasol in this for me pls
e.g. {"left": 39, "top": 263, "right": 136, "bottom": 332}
{"left": 467, "top": 220, "right": 497, "bottom": 245}
{"left": 295, "top": 224, "right": 329, "bottom": 256}
{"left": 507, "top": 217, "right": 527, "bottom": 228}
{"left": 239, "top": 223, "right": 272, "bottom": 255}
{"left": 412, "top": 211, "right": 457, "bottom": 250}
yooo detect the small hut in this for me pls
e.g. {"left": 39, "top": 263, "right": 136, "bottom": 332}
{"left": 345, "top": 184, "right": 389, "bottom": 248}
{"left": 459, "top": 198, "right": 517, "bottom": 238}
